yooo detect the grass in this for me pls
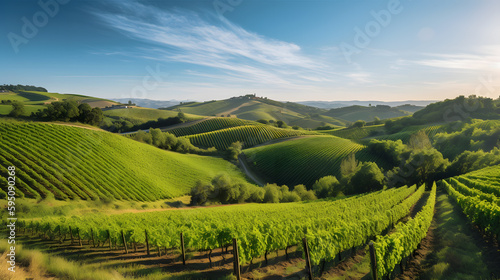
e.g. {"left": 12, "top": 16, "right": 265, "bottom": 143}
{"left": 421, "top": 190, "right": 491, "bottom": 279}
{"left": 104, "top": 107, "right": 201, "bottom": 123}
{"left": 0, "top": 120, "right": 250, "bottom": 200}
{"left": 323, "top": 105, "right": 411, "bottom": 122}
{"left": 243, "top": 135, "right": 383, "bottom": 187}
{"left": 319, "top": 124, "right": 385, "bottom": 140}
{"left": 0, "top": 240, "right": 123, "bottom": 280}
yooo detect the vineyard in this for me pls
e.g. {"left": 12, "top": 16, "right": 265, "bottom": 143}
{"left": 374, "top": 124, "right": 444, "bottom": 143}
{"left": 243, "top": 135, "right": 383, "bottom": 187}
{"left": 319, "top": 125, "right": 385, "bottom": 140}
{"left": 20, "top": 184, "right": 426, "bottom": 272}
{"left": 168, "top": 117, "right": 254, "bottom": 137}
{"left": 186, "top": 125, "right": 314, "bottom": 150}
{"left": 442, "top": 164, "right": 500, "bottom": 238}
{"left": 0, "top": 121, "right": 249, "bottom": 200}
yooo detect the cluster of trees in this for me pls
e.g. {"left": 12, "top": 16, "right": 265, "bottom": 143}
{"left": 190, "top": 174, "right": 317, "bottom": 206}
{"left": 0, "top": 84, "right": 47, "bottom": 92}
{"left": 8, "top": 101, "right": 25, "bottom": 117}
{"left": 102, "top": 112, "right": 187, "bottom": 133}
{"left": 385, "top": 95, "right": 500, "bottom": 133}
{"left": 255, "top": 119, "right": 301, "bottom": 130}
{"left": 129, "top": 128, "right": 216, "bottom": 155}
{"left": 32, "top": 101, "right": 103, "bottom": 125}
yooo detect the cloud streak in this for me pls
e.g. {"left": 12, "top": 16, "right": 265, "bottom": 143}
{"left": 93, "top": 1, "right": 330, "bottom": 89}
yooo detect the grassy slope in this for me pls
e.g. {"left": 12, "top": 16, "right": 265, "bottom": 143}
{"left": 243, "top": 135, "right": 383, "bottom": 187}
{"left": 324, "top": 105, "right": 411, "bottom": 122}
{"left": 319, "top": 124, "right": 386, "bottom": 140}
{"left": 104, "top": 107, "right": 201, "bottom": 123}
{"left": 0, "top": 121, "right": 250, "bottom": 201}
{"left": 168, "top": 97, "right": 347, "bottom": 128}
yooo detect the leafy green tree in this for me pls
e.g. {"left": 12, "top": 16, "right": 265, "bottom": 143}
{"left": 347, "top": 162, "right": 385, "bottom": 194}
{"left": 276, "top": 120, "right": 287, "bottom": 128}
{"left": 87, "top": 107, "right": 103, "bottom": 125}
{"left": 8, "top": 101, "right": 25, "bottom": 117}
{"left": 78, "top": 103, "right": 92, "bottom": 123}
{"left": 312, "top": 176, "right": 342, "bottom": 198}
{"left": 352, "top": 120, "right": 366, "bottom": 128}
{"left": 340, "top": 153, "right": 358, "bottom": 178}
{"left": 227, "top": 141, "right": 243, "bottom": 160}
{"left": 263, "top": 184, "right": 280, "bottom": 203}
{"left": 408, "top": 130, "right": 432, "bottom": 150}
{"left": 293, "top": 184, "right": 317, "bottom": 201}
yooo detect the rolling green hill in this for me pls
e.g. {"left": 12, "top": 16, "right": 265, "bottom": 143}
{"left": 319, "top": 124, "right": 386, "bottom": 140}
{"left": 0, "top": 90, "right": 119, "bottom": 116}
{"left": 165, "top": 95, "right": 347, "bottom": 128}
{"left": 243, "top": 135, "right": 385, "bottom": 187}
{"left": 186, "top": 124, "right": 315, "bottom": 150}
{"left": 323, "top": 105, "right": 412, "bottom": 122}
{"left": 0, "top": 120, "right": 250, "bottom": 200}
{"left": 168, "top": 117, "right": 253, "bottom": 137}
{"left": 103, "top": 107, "right": 200, "bottom": 123}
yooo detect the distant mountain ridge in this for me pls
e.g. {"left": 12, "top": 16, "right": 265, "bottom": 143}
{"left": 298, "top": 100, "right": 437, "bottom": 109}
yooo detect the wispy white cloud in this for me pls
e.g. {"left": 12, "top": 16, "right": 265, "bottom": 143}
{"left": 399, "top": 47, "right": 500, "bottom": 71}
{"left": 93, "top": 1, "right": 336, "bottom": 89}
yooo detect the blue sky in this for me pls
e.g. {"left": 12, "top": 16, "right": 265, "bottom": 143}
{"left": 2, "top": 0, "right": 500, "bottom": 102}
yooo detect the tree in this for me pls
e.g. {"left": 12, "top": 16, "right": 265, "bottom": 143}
{"left": 352, "top": 120, "right": 366, "bottom": 128}
{"left": 347, "top": 162, "right": 385, "bottom": 194}
{"left": 312, "top": 176, "right": 342, "bottom": 198}
{"left": 78, "top": 103, "right": 92, "bottom": 123}
{"left": 408, "top": 130, "right": 432, "bottom": 150}
{"left": 8, "top": 101, "right": 25, "bottom": 117}
{"left": 340, "top": 153, "right": 358, "bottom": 178}
{"left": 373, "top": 116, "right": 382, "bottom": 125}
{"left": 276, "top": 120, "right": 287, "bottom": 128}
{"left": 177, "top": 111, "right": 186, "bottom": 122}
{"left": 293, "top": 184, "right": 317, "bottom": 201}
{"left": 227, "top": 141, "right": 243, "bottom": 160}
{"left": 263, "top": 184, "right": 280, "bottom": 203}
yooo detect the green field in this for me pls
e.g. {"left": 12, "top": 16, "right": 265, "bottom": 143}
{"left": 319, "top": 124, "right": 385, "bottom": 140}
{"left": 243, "top": 135, "right": 383, "bottom": 187}
{"left": 104, "top": 107, "right": 201, "bottom": 123}
{"left": 0, "top": 121, "right": 251, "bottom": 200}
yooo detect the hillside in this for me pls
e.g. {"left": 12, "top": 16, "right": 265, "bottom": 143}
{"left": 165, "top": 95, "right": 347, "bottom": 128}
{"left": 0, "top": 90, "right": 119, "bottom": 117}
{"left": 243, "top": 135, "right": 386, "bottom": 187}
{"left": 323, "top": 105, "right": 412, "bottom": 122}
{"left": 0, "top": 121, "right": 250, "bottom": 200}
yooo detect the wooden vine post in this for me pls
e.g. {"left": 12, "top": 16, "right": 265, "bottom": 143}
{"left": 77, "top": 228, "right": 82, "bottom": 247}
{"left": 180, "top": 232, "right": 186, "bottom": 265}
{"left": 369, "top": 241, "right": 378, "bottom": 280}
{"left": 232, "top": 238, "right": 241, "bottom": 280}
{"left": 69, "top": 226, "right": 74, "bottom": 244}
{"left": 302, "top": 237, "right": 313, "bottom": 280}
{"left": 107, "top": 230, "right": 112, "bottom": 250}
{"left": 121, "top": 230, "right": 128, "bottom": 254}
{"left": 145, "top": 229, "right": 150, "bottom": 256}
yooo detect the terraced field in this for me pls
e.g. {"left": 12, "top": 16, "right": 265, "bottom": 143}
{"left": 243, "top": 135, "right": 382, "bottom": 187}
{"left": 0, "top": 121, "right": 250, "bottom": 200}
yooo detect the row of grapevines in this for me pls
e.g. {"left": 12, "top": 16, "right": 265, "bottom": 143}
{"left": 168, "top": 117, "right": 251, "bottom": 137}
{"left": 449, "top": 178, "right": 500, "bottom": 206}
{"left": 187, "top": 125, "right": 310, "bottom": 150}
{"left": 305, "top": 184, "right": 425, "bottom": 265}
{"left": 21, "top": 185, "right": 419, "bottom": 265}
{"left": 456, "top": 176, "right": 500, "bottom": 197}
{"left": 442, "top": 180, "right": 500, "bottom": 236}
{"left": 373, "top": 183, "right": 436, "bottom": 278}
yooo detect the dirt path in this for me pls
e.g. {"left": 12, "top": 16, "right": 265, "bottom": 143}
{"left": 218, "top": 101, "right": 257, "bottom": 116}
{"left": 238, "top": 153, "right": 266, "bottom": 186}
